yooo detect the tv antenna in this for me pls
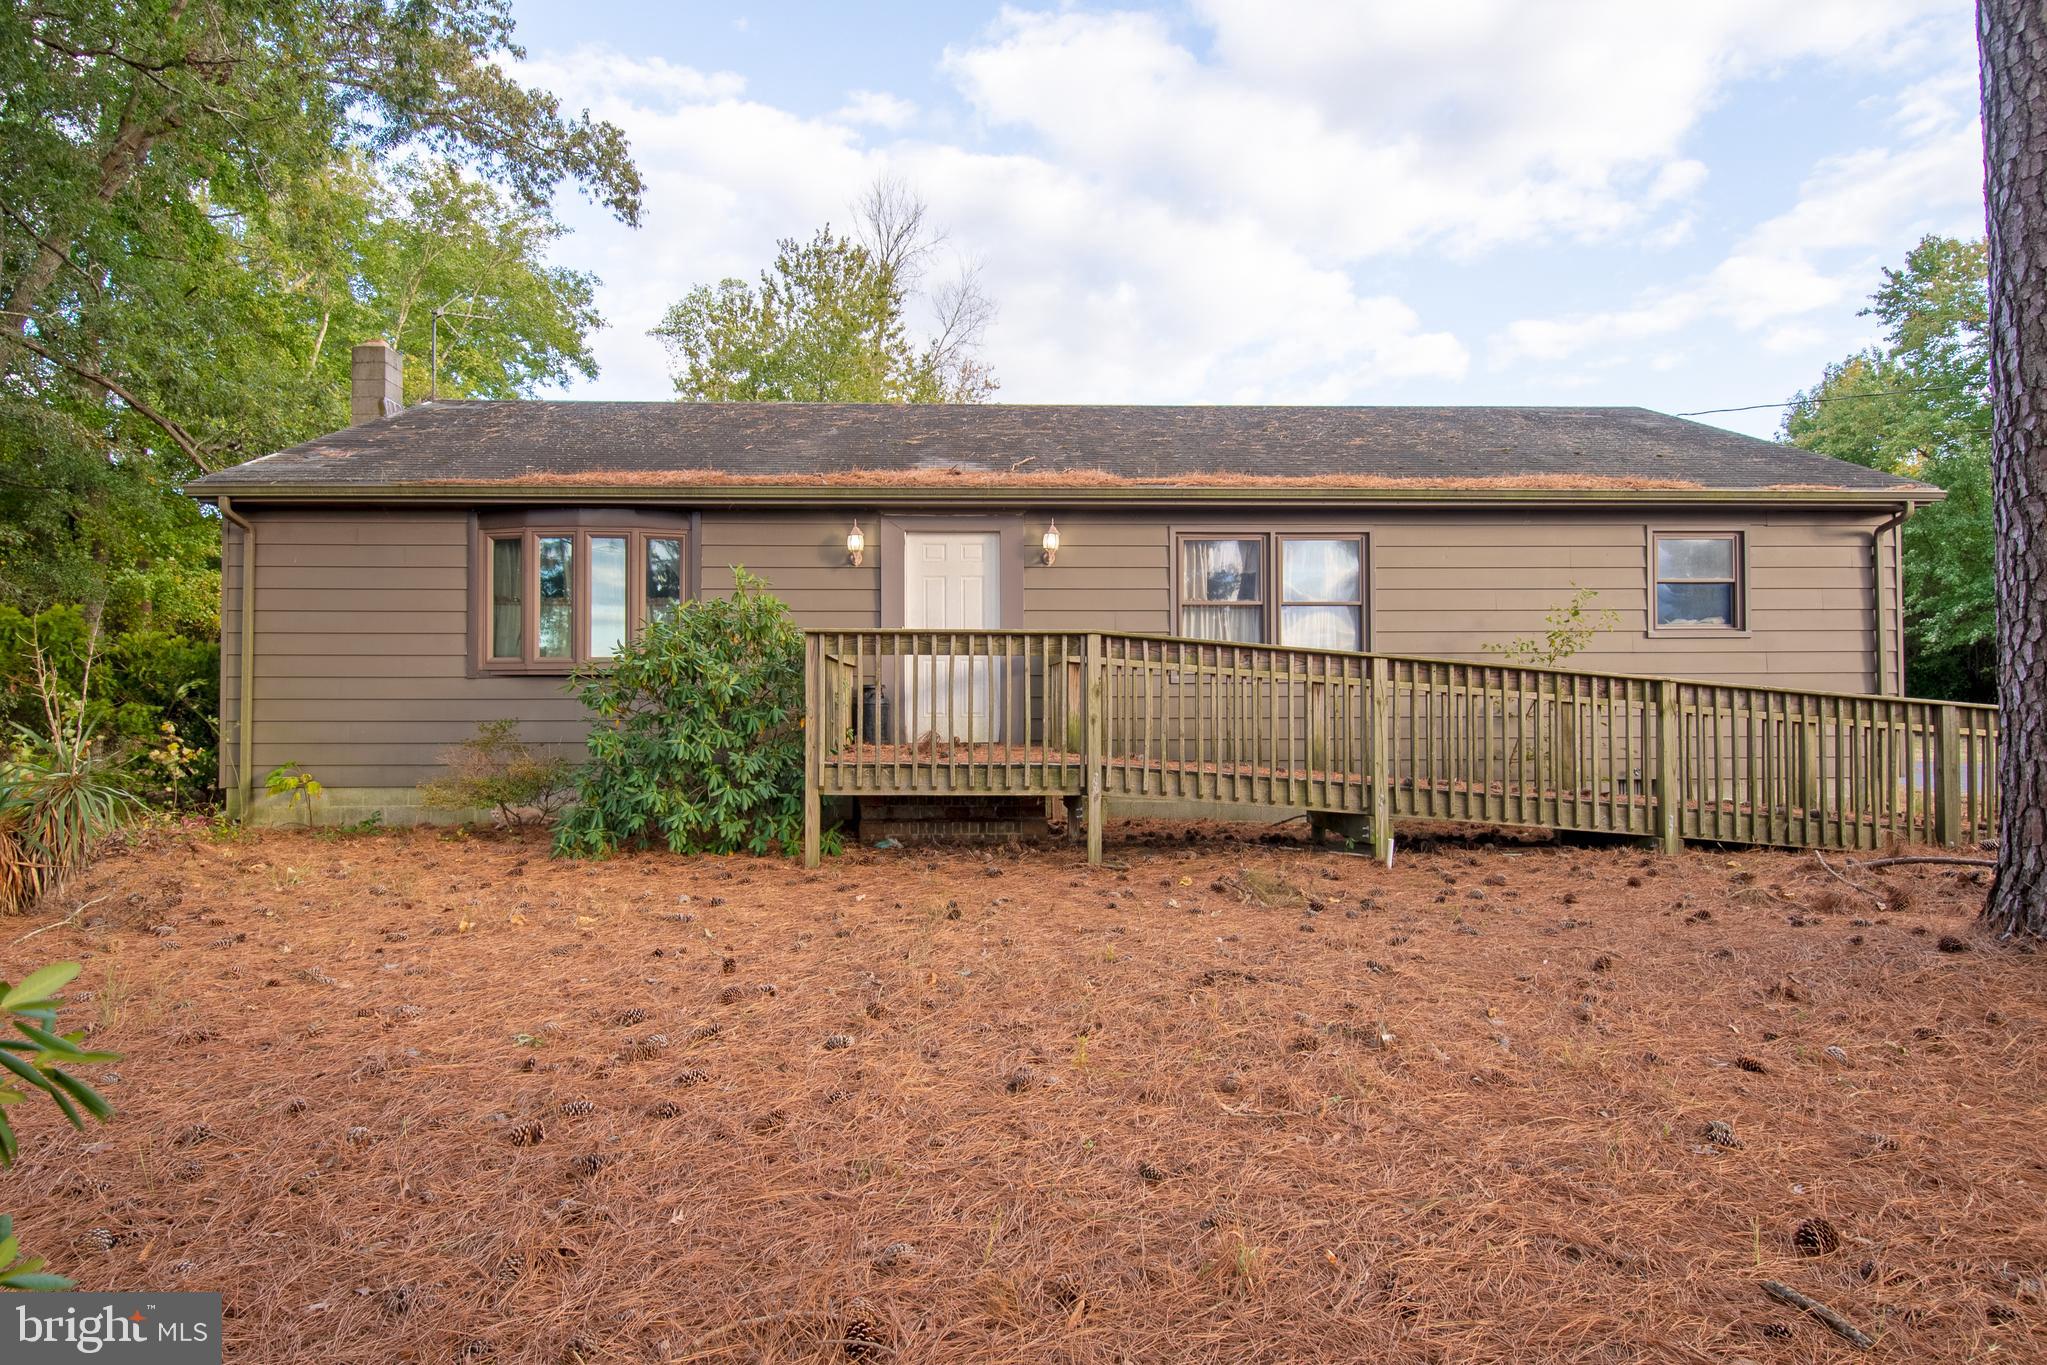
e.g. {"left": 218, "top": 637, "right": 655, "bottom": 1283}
{"left": 428, "top": 296, "right": 484, "bottom": 400}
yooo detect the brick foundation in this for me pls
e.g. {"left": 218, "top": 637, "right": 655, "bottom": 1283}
{"left": 858, "top": 797, "right": 1053, "bottom": 844}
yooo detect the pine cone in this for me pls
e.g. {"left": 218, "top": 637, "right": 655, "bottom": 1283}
{"left": 841, "top": 1316, "right": 885, "bottom": 1359}
{"left": 1792, "top": 1217, "right": 1842, "bottom": 1256}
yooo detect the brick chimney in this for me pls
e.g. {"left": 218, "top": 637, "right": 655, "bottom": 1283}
{"left": 350, "top": 340, "right": 403, "bottom": 424}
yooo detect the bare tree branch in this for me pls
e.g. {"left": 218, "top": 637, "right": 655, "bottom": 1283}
{"left": 854, "top": 173, "right": 938, "bottom": 283}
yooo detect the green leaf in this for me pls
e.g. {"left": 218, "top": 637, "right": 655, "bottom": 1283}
{"left": 46, "top": 1087, "right": 81, "bottom": 1130}
{"left": 0, "top": 1049, "right": 54, "bottom": 1095}
{"left": 0, "top": 1271, "right": 75, "bottom": 1292}
{"left": 13, "top": 1021, "right": 84, "bottom": 1057}
{"left": 46, "top": 1070, "right": 111, "bottom": 1123}
{"left": 1, "top": 963, "right": 79, "bottom": 1012}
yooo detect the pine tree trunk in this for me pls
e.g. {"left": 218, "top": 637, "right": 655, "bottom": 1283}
{"left": 1979, "top": 0, "right": 2047, "bottom": 938}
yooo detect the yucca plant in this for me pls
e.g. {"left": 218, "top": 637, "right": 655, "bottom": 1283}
{"left": 0, "top": 633, "right": 140, "bottom": 915}
{"left": 1, "top": 962, "right": 121, "bottom": 1290}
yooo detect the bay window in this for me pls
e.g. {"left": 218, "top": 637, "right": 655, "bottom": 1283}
{"left": 1177, "top": 532, "right": 1368, "bottom": 648}
{"left": 476, "top": 512, "right": 690, "bottom": 670}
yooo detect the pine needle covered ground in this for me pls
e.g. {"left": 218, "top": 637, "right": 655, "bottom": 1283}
{"left": 3, "top": 824, "right": 2042, "bottom": 1363}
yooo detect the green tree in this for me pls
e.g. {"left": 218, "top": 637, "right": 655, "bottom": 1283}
{"left": 0, "top": 3, "right": 637, "bottom": 793}
{"left": 653, "top": 179, "right": 996, "bottom": 403}
{"left": 1785, "top": 236, "right": 1994, "bottom": 700}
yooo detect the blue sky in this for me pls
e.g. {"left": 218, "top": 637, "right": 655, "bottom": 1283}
{"left": 505, "top": 1, "right": 1986, "bottom": 438}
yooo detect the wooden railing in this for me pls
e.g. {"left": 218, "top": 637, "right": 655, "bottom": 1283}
{"left": 800, "top": 629, "right": 1999, "bottom": 866}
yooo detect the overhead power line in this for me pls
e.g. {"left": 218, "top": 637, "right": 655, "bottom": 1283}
{"left": 1675, "top": 384, "right": 1979, "bottom": 418}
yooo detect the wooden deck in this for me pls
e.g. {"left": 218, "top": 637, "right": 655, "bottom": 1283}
{"left": 801, "top": 630, "right": 1999, "bottom": 865}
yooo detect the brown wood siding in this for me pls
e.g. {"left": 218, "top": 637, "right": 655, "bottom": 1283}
{"left": 242, "top": 509, "right": 584, "bottom": 791}
{"left": 218, "top": 519, "right": 243, "bottom": 791}
{"left": 1023, "top": 515, "right": 1171, "bottom": 632}
{"left": 1370, "top": 510, "right": 1886, "bottom": 693}
{"left": 227, "top": 503, "right": 1900, "bottom": 800}
{"left": 699, "top": 514, "right": 881, "bottom": 626}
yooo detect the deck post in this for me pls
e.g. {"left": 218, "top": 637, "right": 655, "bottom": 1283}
{"left": 802, "top": 634, "right": 822, "bottom": 868}
{"left": 1084, "top": 632, "right": 1104, "bottom": 864}
{"left": 1935, "top": 704, "right": 1962, "bottom": 846}
{"left": 1655, "top": 678, "right": 1682, "bottom": 854}
{"left": 1369, "top": 655, "right": 1393, "bottom": 863}
{"left": 1064, "top": 655, "right": 1084, "bottom": 755}
{"left": 1800, "top": 706, "right": 1822, "bottom": 826}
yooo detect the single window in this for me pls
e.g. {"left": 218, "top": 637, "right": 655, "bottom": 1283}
{"left": 589, "top": 535, "right": 628, "bottom": 657}
{"left": 1180, "top": 538, "right": 1265, "bottom": 642}
{"left": 1280, "top": 537, "right": 1363, "bottom": 649}
{"left": 646, "top": 537, "right": 683, "bottom": 625}
{"left": 489, "top": 537, "right": 523, "bottom": 659}
{"left": 1653, "top": 533, "right": 1741, "bottom": 629}
{"left": 535, "top": 536, "right": 574, "bottom": 658}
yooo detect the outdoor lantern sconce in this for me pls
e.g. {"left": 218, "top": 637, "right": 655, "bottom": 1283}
{"left": 846, "top": 520, "right": 865, "bottom": 567}
{"left": 1041, "top": 518, "right": 1061, "bottom": 566}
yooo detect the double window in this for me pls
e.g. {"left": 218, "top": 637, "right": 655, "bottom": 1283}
{"left": 479, "top": 515, "right": 688, "bottom": 670}
{"left": 1178, "top": 533, "right": 1367, "bottom": 649}
{"left": 1651, "top": 532, "right": 1744, "bottom": 631}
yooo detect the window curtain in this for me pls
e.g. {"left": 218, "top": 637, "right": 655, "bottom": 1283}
{"left": 490, "top": 538, "right": 523, "bottom": 658}
{"left": 1279, "top": 539, "right": 1361, "bottom": 648}
{"left": 1181, "top": 539, "right": 1263, "bottom": 641}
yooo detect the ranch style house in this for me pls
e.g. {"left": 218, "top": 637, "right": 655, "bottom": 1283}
{"left": 185, "top": 340, "right": 1941, "bottom": 828}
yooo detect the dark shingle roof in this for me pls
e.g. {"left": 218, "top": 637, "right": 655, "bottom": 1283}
{"left": 186, "top": 401, "right": 1932, "bottom": 497}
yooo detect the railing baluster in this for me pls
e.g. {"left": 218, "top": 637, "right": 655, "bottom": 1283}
{"left": 797, "top": 630, "right": 1997, "bottom": 859}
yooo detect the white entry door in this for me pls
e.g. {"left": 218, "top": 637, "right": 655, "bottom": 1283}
{"left": 902, "top": 531, "right": 1000, "bottom": 742}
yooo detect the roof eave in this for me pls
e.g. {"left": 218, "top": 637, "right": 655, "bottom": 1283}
{"left": 183, "top": 481, "right": 1944, "bottom": 508}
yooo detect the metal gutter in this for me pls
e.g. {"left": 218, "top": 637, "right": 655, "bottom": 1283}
{"left": 216, "top": 496, "right": 257, "bottom": 819}
{"left": 1875, "top": 501, "right": 1916, "bottom": 696}
{"left": 185, "top": 482, "right": 1947, "bottom": 510}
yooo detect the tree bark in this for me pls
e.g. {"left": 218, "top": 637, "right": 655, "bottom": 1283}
{"left": 1979, "top": 0, "right": 2047, "bottom": 938}
{"left": 1, "top": 110, "right": 166, "bottom": 334}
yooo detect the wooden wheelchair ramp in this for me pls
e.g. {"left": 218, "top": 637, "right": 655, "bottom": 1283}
{"left": 801, "top": 630, "right": 1998, "bottom": 866}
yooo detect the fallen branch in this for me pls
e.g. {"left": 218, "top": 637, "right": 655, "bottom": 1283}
{"left": 1845, "top": 855, "right": 1995, "bottom": 870}
{"left": 1760, "top": 1279, "right": 1874, "bottom": 1350}
{"left": 1810, "top": 850, "right": 1886, "bottom": 911}
{"left": 12, "top": 894, "right": 109, "bottom": 945}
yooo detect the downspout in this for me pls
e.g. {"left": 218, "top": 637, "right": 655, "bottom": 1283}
{"left": 217, "top": 496, "right": 257, "bottom": 819}
{"left": 1875, "top": 502, "right": 1912, "bottom": 696}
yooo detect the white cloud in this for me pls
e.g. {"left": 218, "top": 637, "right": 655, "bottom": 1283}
{"left": 508, "top": 2, "right": 1980, "bottom": 411}
{"left": 835, "top": 90, "right": 918, "bottom": 130}
{"left": 515, "top": 39, "right": 1469, "bottom": 404}
{"left": 940, "top": 2, "right": 1959, "bottom": 257}
{"left": 1491, "top": 61, "right": 1982, "bottom": 368}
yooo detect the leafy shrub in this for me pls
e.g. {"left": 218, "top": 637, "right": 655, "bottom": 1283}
{"left": 418, "top": 719, "right": 576, "bottom": 829}
{"left": 0, "top": 605, "right": 217, "bottom": 807}
{"left": 554, "top": 570, "right": 804, "bottom": 857}
{"left": 2, "top": 961, "right": 121, "bottom": 1291}
{"left": 1, "top": 641, "right": 141, "bottom": 915}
